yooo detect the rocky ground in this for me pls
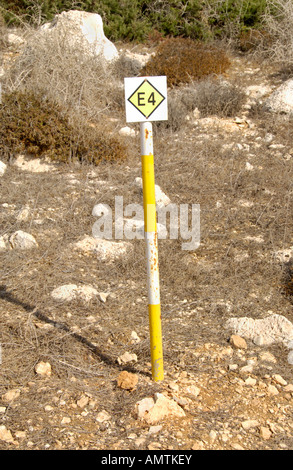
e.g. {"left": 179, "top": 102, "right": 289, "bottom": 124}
{"left": 0, "top": 39, "right": 293, "bottom": 452}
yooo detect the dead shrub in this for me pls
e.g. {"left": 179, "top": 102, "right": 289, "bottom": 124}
{"left": 190, "top": 78, "right": 246, "bottom": 117}
{"left": 0, "top": 90, "right": 127, "bottom": 164}
{"left": 141, "top": 37, "right": 231, "bottom": 87}
{"left": 239, "top": 29, "right": 272, "bottom": 52}
{"left": 155, "top": 78, "right": 245, "bottom": 133}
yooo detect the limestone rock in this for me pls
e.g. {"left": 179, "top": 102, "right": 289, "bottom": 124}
{"left": 0, "top": 426, "right": 14, "bottom": 443}
{"left": 134, "top": 177, "right": 171, "bottom": 208}
{"left": 9, "top": 230, "right": 38, "bottom": 250}
{"left": 225, "top": 314, "right": 293, "bottom": 348}
{"left": 139, "top": 393, "right": 186, "bottom": 425}
{"left": 40, "top": 10, "right": 118, "bottom": 62}
{"left": 35, "top": 361, "right": 52, "bottom": 377}
{"left": 265, "top": 79, "right": 293, "bottom": 115}
{"left": 0, "top": 161, "right": 7, "bottom": 176}
{"left": 51, "top": 284, "right": 99, "bottom": 302}
{"left": 74, "top": 236, "right": 132, "bottom": 261}
{"left": 2, "top": 389, "right": 20, "bottom": 403}
{"left": 13, "top": 155, "right": 55, "bottom": 173}
{"left": 117, "top": 351, "right": 138, "bottom": 365}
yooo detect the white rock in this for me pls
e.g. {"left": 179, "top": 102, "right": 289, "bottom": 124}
{"left": 241, "top": 419, "right": 260, "bottom": 431}
{"left": 246, "top": 85, "right": 272, "bottom": 99}
{"left": 287, "top": 350, "right": 293, "bottom": 365}
{"left": 119, "top": 126, "right": 137, "bottom": 137}
{"left": 225, "top": 314, "right": 293, "bottom": 348}
{"left": 7, "top": 32, "right": 25, "bottom": 47}
{"left": 144, "top": 393, "right": 185, "bottom": 424}
{"left": 0, "top": 161, "right": 7, "bottom": 176}
{"left": 13, "top": 155, "right": 55, "bottom": 173}
{"left": 0, "top": 236, "right": 7, "bottom": 251}
{"left": 274, "top": 247, "right": 293, "bottom": 264}
{"left": 51, "top": 284, "right": 78, "bottom": 302}
{"left": 0, "top": 426, "right": 14, "bottom": 443}
{"left": 2, "top": 389, "right": 20, "bottom": 402}
{"left": 96, "top": 410, "right": 111, "bottom": 423}
{"left": 265, "top": 79, "right": 293, "bottom": 114}
{"left": 35, "top": 361, "right": 52, "bottom": 377}
{"left": 134, "top": 177, "right": 171, "bottom": 207}
{"left": 40, "top": 10, "right": 118, "bottom": 62}
{"left": 61, "top": 417, "right": 71, "bottom": 425}
{"left": 75, "top": 236, "right": 132, "bottom": 261}
{"left": 16, "top": 206, "right": 30, "bottom": 222}
{"left": 9, "top": 230, "right": 38, "bottom": 250}
{"left": 117, "top": 351, "right": 138, "bottom": 365}
{"left": 136, "top": 397, "right": 155, "bottom": 419}
{"left": 51, "top": 284, "right": 99, "bottom": 302}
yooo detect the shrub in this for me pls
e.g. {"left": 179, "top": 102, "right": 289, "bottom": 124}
{"left": 260, "top": 0, "right": 293, "bottom": 66}
{"left": 0, "top": 91, "right": 127, "bottom": 164}
{"left": 140, "top": 37, "right": 231, "bottom": 87}
{"left": 190, "top": 78, "right": 246, "bottom": 117}
{"left": 238, "top": 28, "right": 271, "bottom": 51}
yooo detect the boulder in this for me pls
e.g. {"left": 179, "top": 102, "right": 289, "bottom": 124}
{"left": 225, "top": 314, "right": 293, "bottom": 348}
{"left": 265, "top": 79, "right": 293, "bottom": 115}
{"left": 40, "top": 10, "right": 118, "bottom": 62}
{"left": 9, "top": 230, "right": 38, "bottom": 250}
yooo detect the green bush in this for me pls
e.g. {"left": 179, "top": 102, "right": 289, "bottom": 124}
{"left": 141, "top": 37, "right": 231, "bottom": 87}
{"left": 0, "top": 91, "right": 127, "bottom": 165}
{"left": 0, "top": 0, "right": 270, "bottom": 42}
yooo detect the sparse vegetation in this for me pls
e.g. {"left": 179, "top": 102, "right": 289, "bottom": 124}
{"left": 141, "top": 37, "right": 231, "bottom": 87}
{"left": 0, "top": 91, "right": 127, "bottom": 164}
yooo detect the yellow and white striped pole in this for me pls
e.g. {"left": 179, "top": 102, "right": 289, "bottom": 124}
{"left": 140, "top": 121, "right": 164, "bottom": 382}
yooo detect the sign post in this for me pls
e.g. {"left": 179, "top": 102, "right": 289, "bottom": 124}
{"left": 124, "top": 76, "right": 167, "bottom": 381}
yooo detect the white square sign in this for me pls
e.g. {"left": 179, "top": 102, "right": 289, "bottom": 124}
{"left": 124, "top": 76, "right": 168, "bottom": 123}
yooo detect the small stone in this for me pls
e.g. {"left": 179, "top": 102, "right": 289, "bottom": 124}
{"left": 267, "top": 384, "right": 279, "bottom": 396}
{"left": 144, "top": 393, "right": 185, "bottom": 425}
{"left": 9, "top": 230, "right": 38, "bottom": 250}
{"left": 186, "top": 385, "right": 200, "bottom": 397}
{"left": 117, "top": 371, "right": 138, "bottom": 390}
{"left": 209, "top": 430, "right": 218, "bottom": 442}
{"left": 192, "top": 440, "right": 205, "bottom": 450}
{"left": 136, "top": 397, "right": 155, "bottom": 419}
{"left": 240, "top": 364, "right": 254, "bottom": 374}
{"left": 241, "top": 419, "right": 260, "bottom": 430}
{"left": 0, "top": 407, "right": 6, "bottom": 413}
{"left": 15, "top": 431, "right": 26, "bottom": 439}
{"left": 131, "top": 331, "right": 141, "bottom": 343}
{"left": 96, "top": 410, "right": 111, "bottom": 423}
{"left": 0, "top": 161, "right": 7, "bottom": 177}
{"left": 288, "top": 350, "right": 293, "bottom": 365}
{"left": 35, "top": 361, "right": 52, "bottom": 377}
{"left": 77, "top": 396, "right": 89, "bottom": 408}
{"left": 148, "top": 425, "right": 162, "bottom": 434}
{"left": 2, "top": 389, "right": 20, "bottom": 402}
{"left": 258, "top": 351, "right": 277, "bottom": 363}
{"left": 284, "top": 384, "right": 293, "bottom": 393}
{"left": 61, "top": 417, "right": 71, "bottom": 425}
{"left": 117, "top": 351, "right": 137, "bottom": 365}
{"left": 230, "top": 335, "right": 247, "bottom": 349}
{"left": 0, "top": 426, "right": 14, "bottom": 443}
{"left": 98, "top": 292, "right": 109, "bottom": 303}
{"left": 272, "top": 374, "right": 287, "bottom": 386}
{"left": 260, "top": 426, "right": 272, "bottom": 440}
{"left": 245, "top": 377, "right": 257, "bottom": 386}
{"left": 230, "top": 443, "right": 245, "bottom": 450}
{"left": 44, "top": 405, "right": 54, "bottom": 412}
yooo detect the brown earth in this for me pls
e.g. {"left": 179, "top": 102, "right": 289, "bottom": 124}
{"left": 0, "top": 45, "right": 293, "bottom": 452}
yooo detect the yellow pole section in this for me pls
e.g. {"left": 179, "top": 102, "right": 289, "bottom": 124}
{"left": 140, "top": 121, "right": 164, "bottom": 382}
